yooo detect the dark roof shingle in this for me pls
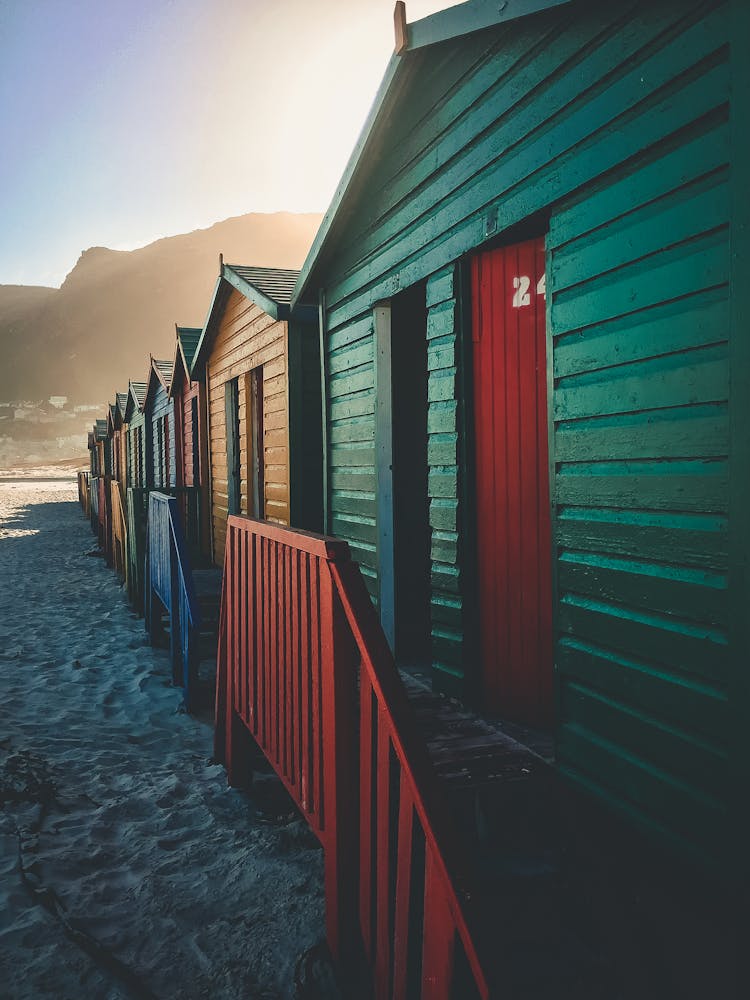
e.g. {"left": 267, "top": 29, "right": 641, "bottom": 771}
{"left": 224, "top": 265, "right": 300, "bottom": 306}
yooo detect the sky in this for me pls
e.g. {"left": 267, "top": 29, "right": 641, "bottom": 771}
{"left": 0, "top": 0, "right": 455, "bottom": 288}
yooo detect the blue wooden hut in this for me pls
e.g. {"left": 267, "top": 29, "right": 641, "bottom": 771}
{"left": 143, "top": 357, "right": 177, "bottom": 490}
{"left": 291, "top": 0, "right": 749, "bottom": 890}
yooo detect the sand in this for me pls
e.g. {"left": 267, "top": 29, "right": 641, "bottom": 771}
{"left": 0, "top": 482, "right": 327, "bottom": 999}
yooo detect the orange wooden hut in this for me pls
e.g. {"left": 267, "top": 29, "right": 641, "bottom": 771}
{"left": 191, "top": 261, "right": 322, "bottom": 566}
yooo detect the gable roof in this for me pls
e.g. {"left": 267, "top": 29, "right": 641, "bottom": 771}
{"left": 106, "top": 402, "right": 120, "bottom": 434}
{"left": 169, "top": 325, "right": 202, "bottom": 398}
{"left": 116, "top": 391, "right": 128, "bottom": 419}
{"left": 143, "top": 356, "right": 173, "bottom": 412}
{"left": 94, "top": 419, "right": 108, "bottom": 441}
{"left": 176, "top": 325, "right": 202, "bottom": 373}
{"left": 124, "top": 380, "right": 147, "bottom": 422}
{"left": 191, "top": 260, "right": 316, "bottom": 377}
{"left": 152, "top": 358, "right": 173, "bottom": 391}
{"left": 292, "top": 0, "right": 571, "bottom": 305}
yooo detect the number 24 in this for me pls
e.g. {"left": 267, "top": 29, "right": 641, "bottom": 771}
{"left": 512, "top": 273, "right": 545, "bottom": 307}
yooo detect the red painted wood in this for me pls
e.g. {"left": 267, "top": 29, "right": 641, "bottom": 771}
{"left": 375, "top": 707, "right": 392, "bottom": 997}
{"left": 359, "top": 670, "right": 374, "bottom": 961}
{"left": 471, "top": 237, "right": 553, "bottom": 728}
{"left": 300, "top": 551, "right": 311, "bottom": 813}
{"left": 215, "top": 515, "right": 490, "bottom": 995}
{"left": 392, "top": 777, "right": 415, "bottom": 1000}
{"left": 421, "top": 846, "right": 455, "bottom": 999}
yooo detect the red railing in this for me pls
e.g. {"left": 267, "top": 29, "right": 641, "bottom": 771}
{"left": 215, "top": 516, "right": 491, "bottom": 997}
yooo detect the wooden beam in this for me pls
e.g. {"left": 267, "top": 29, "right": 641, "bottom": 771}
{"left": 394, "top": 1, "right": 408, "bottom": 54}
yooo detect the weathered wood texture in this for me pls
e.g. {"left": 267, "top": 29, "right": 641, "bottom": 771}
{"left": 207, "top": 290, "right": 290, "bottom": 564}
{"left": 312, "top": 0, "right": 733, "bottom": 870}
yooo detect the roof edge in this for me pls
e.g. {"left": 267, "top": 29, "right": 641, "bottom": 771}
{"left": 223, "top": 264, "right": 284, "bottom": 321}
{"left": 407, "top": 0, "right": 571, "bottom": 50}
{"left": 292, "top": 52, "right": 403, "bottom": 307}
{"left": 291, "top": 0, "right": 572, "bottom": 306}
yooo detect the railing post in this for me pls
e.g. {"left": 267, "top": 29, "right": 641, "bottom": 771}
{"left": 319, "top": 557, "right": 360, "bottom": 970}
{"left": 169, "top": 529, "right": 182, "bottom": 686}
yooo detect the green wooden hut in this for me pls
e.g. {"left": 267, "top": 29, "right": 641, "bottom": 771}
{"left": 292, "top": 0, "right": 749, "bottom": 881}
{"left": 124, "top": 380, "right": 148, "bottom": 489}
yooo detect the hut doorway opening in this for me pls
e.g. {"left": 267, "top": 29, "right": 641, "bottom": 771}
{"left": 376, "top": 281, "right": 431, "bottom": 667}
{"left": 471, "top": 236, "right": 553, "bottom": 729}
{"left": 226, "top": 377, "right": 241, "bottom": 516}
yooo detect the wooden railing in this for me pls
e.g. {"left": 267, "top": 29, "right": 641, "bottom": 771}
{"left": 126, "top": 487, "right": 149, "bottom": 610}
{"left": 126, "top": 486, "right": 203, "bottom": 612}
{"left": 90, "top": 475, "right": 101, "bottom": 536}
{"left": 145, "top": 492, "right": 201, "bottom": 708}
{"left": 215, "top": 516, "right": 491, "bottom": 997}
{"left": 110, "top": 481, "right": 127, "bottom": 582}
{"left": 177, "top": 487, "right": 202, "bottom": 555}
{"left": 77, "top": 471, "right": 90, "bottom": 514}
{"left": 95, "top": 474, "right": 110, "bottom": 560}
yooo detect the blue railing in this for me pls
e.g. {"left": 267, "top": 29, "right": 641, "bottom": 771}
{"left": 145, "top": 492, "right": 202, "bottom": 709}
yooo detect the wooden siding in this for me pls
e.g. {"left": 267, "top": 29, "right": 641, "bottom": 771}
{"left": 547, "top": 91, "right": 730, "bottom": 865}
{"left": 315, "top": 0, "right": 732, "bottom": 867}
{"left": 149, "top": 381, "right": 176, "bottom": 489}
{"left": 126, "top": 412, "right": 148, "bottom": 489}
{"left": 424, "top": 267, "right": 465, "bottom": 691}
{"left": 207, "top": 289, "right": 290, "bottom": 564}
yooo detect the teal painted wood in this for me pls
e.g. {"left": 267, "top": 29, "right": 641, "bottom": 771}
{"left": 728, "top": 0, "right": 750, "bottom": 884}
{"left": 425, "top": 266, "right": 465, "bottom": 695}
{"left": 308, "top": 0, "right": 736, "bottom": 873}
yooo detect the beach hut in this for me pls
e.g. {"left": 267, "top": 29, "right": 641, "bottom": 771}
{"left": 143, "top": 357, "right": 177, "bottom": 491}
{"left": 191, "top": 261, "right": 322, "bottom": 565}
{"left": 124, "top": 380, "right": 148, "bottom": 489}
{"left": 107, "top": 391, "right": 130, "bottom": 579}
{"left": 169, "top": 325, "right": 210, "bottom": 555}
{"left": 89, "top": 418, "right": 109, "bottom": 547}
{"left": 123, "top": 379, "right": 148, "bottom": 607}
{"left": 290, "top": 0, "right": 748, "bottom": 885}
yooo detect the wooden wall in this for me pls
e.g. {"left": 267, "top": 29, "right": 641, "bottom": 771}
{"left": 207, "top": 289, "right": 289, "bottom": 564}
{"left": 126, "top": 412, "right": 148, "bottom": 489}
{"left": 148, "top": 381, "right": 176, "bottom": 489}
{"left": 313, "top": 0, "right": 733, "bottom": 870}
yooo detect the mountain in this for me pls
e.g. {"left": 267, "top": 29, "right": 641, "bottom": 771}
{"left": 0, "top": 211, "right": 322, "bottom": 403}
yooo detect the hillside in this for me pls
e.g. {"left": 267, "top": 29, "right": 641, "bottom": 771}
{"left": 0, "top": 211, "right": 322, "bottom": 403}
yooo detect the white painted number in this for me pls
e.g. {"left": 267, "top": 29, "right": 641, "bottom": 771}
{"left": 511, "top": 273, "right": 546, "bottom": 307}
{"left": 512, "top": 275, "right": 531, "bottom": 307}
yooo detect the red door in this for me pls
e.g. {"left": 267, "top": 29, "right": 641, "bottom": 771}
{"left": 471, "top": 237, "right": 553, "bottom": 728}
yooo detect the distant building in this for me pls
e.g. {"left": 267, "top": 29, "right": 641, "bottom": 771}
{"left": 48, "top": 396, "right": 68, "bottom": 409}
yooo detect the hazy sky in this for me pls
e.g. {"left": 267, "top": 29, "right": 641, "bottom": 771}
{"left": 0, "top": 0, "right": 453, "bottom": 288}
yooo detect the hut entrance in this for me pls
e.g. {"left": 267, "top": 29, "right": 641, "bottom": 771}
{"left": 225, "top": 377, "right": 241, "bottom": 516}
{"left": 471, "top": 237, "right": 553, "bottom": 728}
{"left": 376, "top": 282, "right": 431, "bottom": 665}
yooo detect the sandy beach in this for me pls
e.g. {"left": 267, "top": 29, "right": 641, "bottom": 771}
{"left": 0, "top": 482, "right": 327, "bottom": 999}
